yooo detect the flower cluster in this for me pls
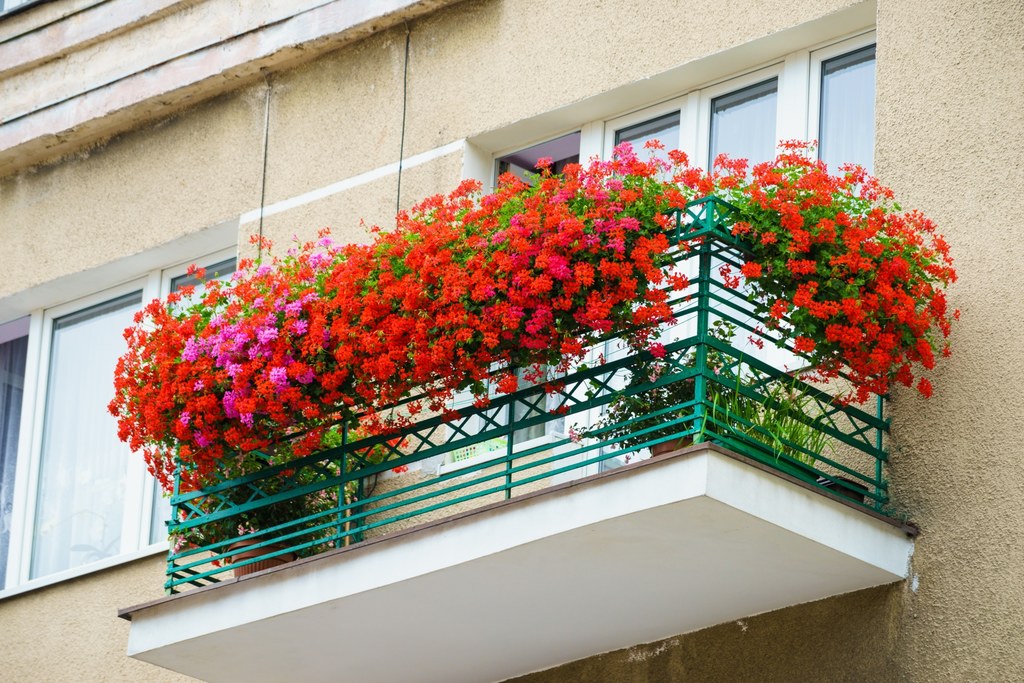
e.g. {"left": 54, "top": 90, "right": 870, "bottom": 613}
{"left": 111, "top": 140, "right": 957, "bottom": 494}
{"left": 110, "top": 145, "right": 687, "bottom": 491}
{"left": 697, "top": 141, "right": 958, "bottom": 403}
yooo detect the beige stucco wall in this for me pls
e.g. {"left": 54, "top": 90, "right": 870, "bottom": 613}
{"left": 509, "top": 585, "right": 903, "bottom": 682}
{"left": 405, "top": 0, "right": 861, "bottom": 155}
{"left": 259, "top": 149, "right": 464, "bottom": 246}
{"left": 1, "top": 0, "right": 1022, "bottom": 680}
{"left": 0, "top": 84, "right": 266, "bottom": 300}
{"left": 874, "top": 0, "right": 1024, "bottom": 678}
{"left": 0, "top": 555, "right": 196, "bottom": 682}
{"left": 259, "top": 28, "right": 409, "bottom": 208}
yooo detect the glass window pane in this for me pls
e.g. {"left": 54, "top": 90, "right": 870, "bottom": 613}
{"left": 0, "top": 327, "right": 28, "bottom": 586}
{"left": 709, "top": 78, "right": 778, "bottom": 168}
{"left": 512, "top": 368, "right": 546, "bottom": 444}
{"left": 149, "top": 476, "right": 169, "bottom": 545}
{"left": 496, "top": 132, "right": 581, "bottom": 184}
{"left": 31, "top": 292, "right": 141, "bottom": 578}
{"left": 169, "top": 257, "right": 236, "bottom": 293}
{"left": 819, "top": 45, "right": 876, "bottom": 173}
{"left": 615, "top": 111, "right": 680, "bottom": 162}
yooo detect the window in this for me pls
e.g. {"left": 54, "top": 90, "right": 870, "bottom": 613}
{"left": 708, "top": 78, "right": 779, "bottom": 168}
{"left": 615, "top": 110, "right": 681, "bottom": 163}
{"left": 495, "top": 131, "right": 581, "bottom": 185}
{"left": 31, "top": 292, "right": 142, "bottom": 578}
{"left": 817, "top": 44, "right": 876, "bottom": 173}
{"left": 0, "top": 319, "right": 28, "bottom": 587}
{"left": 1, "top": 248, "right": 236, "bottom": 590}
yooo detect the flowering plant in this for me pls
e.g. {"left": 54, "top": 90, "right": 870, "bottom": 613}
{"left": 696, "top": 141, "right": 958, "bottom": 402}
{"left": 111, "top": 140, "right": 956, "bottom": 508}
{"left": 110, "top": 146, "right": 687, "bottom": 493}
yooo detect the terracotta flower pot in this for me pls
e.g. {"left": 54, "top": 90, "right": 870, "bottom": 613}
{"left": 649, "top": 436, "right": 692, "bottom": 458}
{"left": 227, "top": 538, "right": 298, "bottom": 578}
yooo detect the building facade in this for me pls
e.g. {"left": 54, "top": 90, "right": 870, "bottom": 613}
{"left": 0, "top": 0, "right": 1022, "bottom": 680}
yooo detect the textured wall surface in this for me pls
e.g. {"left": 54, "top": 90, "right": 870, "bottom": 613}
{"left": 258, "top": 149, "right": 464, "bottom": 247}
{"left": 875, "top": 0, "right": 1024, "bottom": 679}
{"left": 404, "top": 0, "right": 858, "bottom": 154}
{"left": 0, "top": 556, "right": 196, "bottom": 682}
{"left": 0, "top": 85, "right": 265, "bottom": 299}
{"left": 508, "top": 585, "right": 903, "bottom": 682}
{"left": 259, "top": 27, "right": 408, "bottom": 206}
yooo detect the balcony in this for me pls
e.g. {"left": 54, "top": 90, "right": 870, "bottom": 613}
{"left": 120, "top": 198, "right": 916, "bottom": 683}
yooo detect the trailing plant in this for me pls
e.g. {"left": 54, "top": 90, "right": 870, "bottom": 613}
{"left": 696, "top": 140, "right": 958, "bottom": 403}
{"left": 110, "top": 140, "right": 957, "bottom": 508}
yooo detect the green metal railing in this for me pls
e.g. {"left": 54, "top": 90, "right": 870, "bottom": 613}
{"left": 164, "top": 196, "right": 890, "bottom": 592}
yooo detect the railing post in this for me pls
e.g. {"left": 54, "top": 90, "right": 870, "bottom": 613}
{"left": 338, "top": 423, "right": 348, "bottom": 547}
{"left": 505, "top": 396, "right": 515, "bottom": 500}
{"left": 692, "top": 214, "right": 714, "bottom": 444}
{"left": 875, "top": 395, "right": 885, "bottom": 512}
{"left": 166, "top": 468, "right": 181, "bottom": 594}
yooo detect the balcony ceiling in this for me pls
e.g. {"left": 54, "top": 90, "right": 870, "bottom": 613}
{"left": 122, "top": 444, "right": 914, "bottom": 683}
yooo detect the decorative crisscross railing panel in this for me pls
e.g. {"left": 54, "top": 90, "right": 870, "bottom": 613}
{"left": 164, "top": 196, "right": 890, "bottom": 592}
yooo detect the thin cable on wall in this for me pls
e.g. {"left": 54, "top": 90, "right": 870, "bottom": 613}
{"left": 257, "top": 71, "right": 273, "bottom": 261}
{"left": 389, "top": 23, "right": 412, "bottom": 430}
{"left": 395, "top": 23, "right": 411, "bottom": 215}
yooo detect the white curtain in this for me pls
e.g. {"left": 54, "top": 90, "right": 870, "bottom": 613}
{"left": 709, "top": 79, "right": 778, "bottom": 169}
{"left": 31, "top": 292, "right": 141, "bottom": 578}
{"left": 819, "top": 46, "right": 876, "bottom": 174}
{"left": 0, "top": 333, "right": 28, "bottom": 585}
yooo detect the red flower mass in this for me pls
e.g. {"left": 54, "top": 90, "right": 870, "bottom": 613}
{"left": 110, "top": 141, "right": 957, "bottom": 491}
{"left": 111, "top": 146, "right": 687, "bottom": 491}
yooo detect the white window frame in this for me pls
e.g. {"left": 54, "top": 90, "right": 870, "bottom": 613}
{"left": 1, "top": 246, "right": 236, "bottom": 595}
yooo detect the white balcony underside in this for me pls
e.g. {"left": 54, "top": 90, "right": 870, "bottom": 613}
{"left": 123, "top": 445, "right": 914, "bottom": 683}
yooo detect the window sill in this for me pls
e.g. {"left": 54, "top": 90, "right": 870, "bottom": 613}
{"left": 0, "top": 542, "right": 168, "bottom": 602}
